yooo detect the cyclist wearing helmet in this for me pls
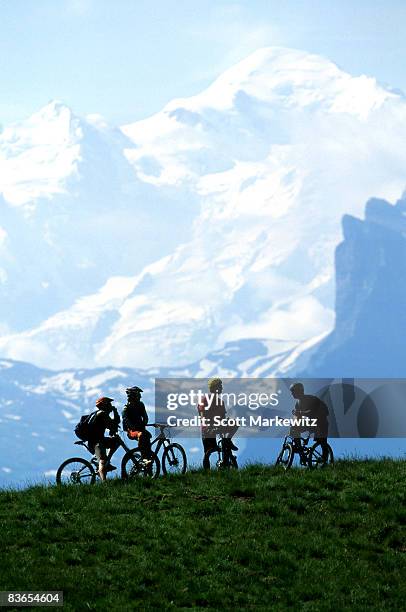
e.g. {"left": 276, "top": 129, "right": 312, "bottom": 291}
{"left": 198, "top": 377, "right": 238, "bottom": 469}
{"left": 88, "top": 397, "right": 121, "bottom": 481}
{"left": 122, "top": 386, "right": 152, "bottom": 459}
{"left": 289, "top": 382, "right": 329, "bottom": 455}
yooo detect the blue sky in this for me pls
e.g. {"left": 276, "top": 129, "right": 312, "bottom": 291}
{"left": 1, "top": 0, "right": 406, "bottom": 126}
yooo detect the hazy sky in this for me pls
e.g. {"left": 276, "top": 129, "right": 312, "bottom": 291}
{"left": 1, "top": 0, "right": 406, "bottom": 126}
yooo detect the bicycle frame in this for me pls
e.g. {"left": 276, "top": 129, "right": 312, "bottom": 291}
{"left": 122, "top": 423, "right": 176, "bottom": 461}
{"left": 202, "top": 432, "right": 238, "bottom": 470}
{"left": 283, "top": 434, "right": 310, "bottom": 449}
{"left": 57, "top": 426, "right": 163, "bottom": 485}
{"left": 149, "top": 425, "right": 172, "bottom": 455}
{"left": 80, "top": 431, "right": 158, "bottom": 478}
{"left": 79, "top": 431, "right": 132, "bottom": 465}
{"left": 276, "top": 433, "right": 333, "bottom": 470}
{"left": 215, "top": 434, "right": 236, "bottom": 464}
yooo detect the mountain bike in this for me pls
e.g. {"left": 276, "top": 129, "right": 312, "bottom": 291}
{"left": 275, "top": 434, "right": 334, "bottom": 470}
{"left": 56, "top": 431, "right": 160, "bottom": 484}
{"left": 204, "top": 435, "right": 238, "bottom": 470}
{"left": 150, "top": 423, "right": 187, "bottom": 475}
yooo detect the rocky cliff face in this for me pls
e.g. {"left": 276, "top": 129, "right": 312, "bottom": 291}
{"left": 295, "top": 195, "right": 406, "bottom": 376}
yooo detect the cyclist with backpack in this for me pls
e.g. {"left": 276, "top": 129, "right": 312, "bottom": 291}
{"left": 76, "top": 397, "right": 121, "bottom": 481}
{"left": 122, "top": 386, "right": 153, "bottom": 461}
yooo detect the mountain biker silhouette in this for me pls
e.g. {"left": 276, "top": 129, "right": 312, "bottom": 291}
{"left": 122, "top": 386, "right": 153, "bottom": 460}
{"left": 289, "top": 382, "right": 329, "bottom": 458}
{"left": 198, "top": 378, "right": 238, "bottom": 469}
{"left": 87, "top": 397, "right": 121, "bottom": 481}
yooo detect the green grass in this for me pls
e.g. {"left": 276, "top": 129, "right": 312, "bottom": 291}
{"left": 0, "top": 460, "right": 405, "bottom": 610}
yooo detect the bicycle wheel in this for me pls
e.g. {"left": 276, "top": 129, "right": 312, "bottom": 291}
{"left": 275, "top": 443, "right": 294, "bottom": 470}
{"left": 308, "top": 442, "right": 334, "bottom": 469}
{"left": 121, "top": 449, "right": 160, "bottom": 480}
{"left": 204, "top": 447, "right": 223, "bottom": 470}
{"left": 56, "top": 457, "right": 96, "bottom": 485}
{"left": 162, "top": 443, "right": 187, "bottom": 475}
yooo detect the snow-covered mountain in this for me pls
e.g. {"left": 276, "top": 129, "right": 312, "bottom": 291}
{"left": 2, "top": 47, "right": 406, "bottom": 370}
{"left": 0, "top": 102, "right": 197, "bottom": 332}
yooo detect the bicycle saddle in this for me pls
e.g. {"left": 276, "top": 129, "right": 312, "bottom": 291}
{"left": 74, "top": 441, "right": 87, "bottom": 446}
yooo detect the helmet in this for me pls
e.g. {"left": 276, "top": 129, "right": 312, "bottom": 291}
{"left": 289, "top": 382, "right": 304, "bottom": 396}
{"left": 95, "top": 396, "right": 114, "bottom": 410}
{"left": 126, "top": 386, "right": 143, "bottom": 396}
{"left": 208, "top": 377, "right": 222, "bottom": 392}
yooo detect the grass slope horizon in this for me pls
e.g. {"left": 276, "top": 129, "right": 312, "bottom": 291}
{"left": 0, "top": 460, "right": 405, "bottom": 610}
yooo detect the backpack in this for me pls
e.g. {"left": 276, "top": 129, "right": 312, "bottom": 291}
{"left": 74, "top": 411, "right": 99, "bottom": 441}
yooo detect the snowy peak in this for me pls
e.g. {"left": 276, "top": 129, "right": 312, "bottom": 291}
{"left": 0, "top": 100, "right": 134, "bottom": 209}
{"left": 197, "top": 46, "right": 395, "bottom": 117}
{"left": 0, "top": 100, "right": 81, "bottom": 155}
{"left": 141, "top": 46, "right": 394, "bottom": 122}
{"left": 29, "top": 100, "right": 76, "bottom": 129}
{"left": 0, "top": 101, "right": 83, "bottom": 208}
{"left": 122, "top": 46, "right": 400, "bottom": 190}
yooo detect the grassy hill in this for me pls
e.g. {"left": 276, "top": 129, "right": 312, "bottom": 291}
{"left": 0, "top": 460, "right": 405, "bottom": 610}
